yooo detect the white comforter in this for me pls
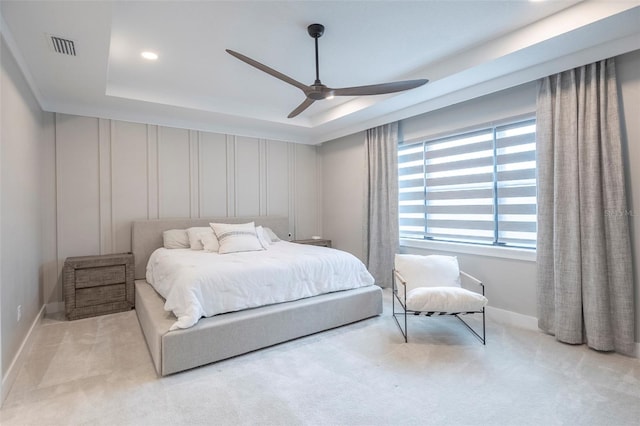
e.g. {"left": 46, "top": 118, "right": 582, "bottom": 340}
{"left": 146, "top": 241, "right": 375, "bottom": 330}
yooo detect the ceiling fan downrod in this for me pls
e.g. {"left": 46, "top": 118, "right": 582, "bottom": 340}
{"left": 308, "top": 23, "right": 325, "bottom": 85}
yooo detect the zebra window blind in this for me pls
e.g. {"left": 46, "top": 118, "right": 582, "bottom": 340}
{"left": 398, "top": 118, "right": 537, "bottom": 249}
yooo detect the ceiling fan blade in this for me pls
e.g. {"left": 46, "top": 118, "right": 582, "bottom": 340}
{"left": 332, "top": 79, "right": 428, "bottom": 97}
{"left": 226, "top": 49, "right": 309, "bottom": 92}
{"left": 288, "top": 98, "right": 316, "bottom": 118}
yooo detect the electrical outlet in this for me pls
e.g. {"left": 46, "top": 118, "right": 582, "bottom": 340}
{"left": 17, "top": 305, "right": 22, "bottom": 322}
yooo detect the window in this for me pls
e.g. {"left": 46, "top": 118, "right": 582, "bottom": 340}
{"left": 398, "top": 118, "right": 537, "bottom": 249}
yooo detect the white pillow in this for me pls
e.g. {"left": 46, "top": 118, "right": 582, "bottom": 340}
{"left": 210, "top": 222, "right": 264, "bottom": 254}
{"left": 394, "top": 254, "right": 461, "bottom": 293}
{"left": 406, "top": 287, "right": 488, "bottom": 312}
{"left": 186, "top": 227, "right": 214, "bottom": 250}
{"left": 201, "top": 232, "right": 220, "bottom": 252}
{"left": 263, "top": 227, "right": 281, "bottom": 242}
{"left": 162, "top": 229, "right": 189, "bottom": 249}
{"left": 256, "top": 226, "right": 271, "bottom": 249}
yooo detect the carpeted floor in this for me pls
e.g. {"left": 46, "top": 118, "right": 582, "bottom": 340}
{"left": 2, "top": 289, "right": 639, "bottom": 425}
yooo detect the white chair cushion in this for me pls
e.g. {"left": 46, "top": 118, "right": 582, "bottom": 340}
{"left": 395, "top": 254, "right": 461, "bottom": 293}
{"left": 406, "top": 287, "right": 488, "bottom": 312}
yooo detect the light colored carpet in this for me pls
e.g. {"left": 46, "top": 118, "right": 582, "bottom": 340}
{"left": 2, "top": 289, "right": 639, "bottom": 425}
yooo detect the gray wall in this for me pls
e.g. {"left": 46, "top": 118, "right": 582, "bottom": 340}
{"left": 0, "top": 35, "right": 56, "bottom": 383}
{"left": 321, "top": 131, "right": 366, "bottom": 263}
{"left": 321, "top": 49, "right": 640, "bottom": 342}
{"left": 51, "top": 114, "right": 321, "bottom": 307}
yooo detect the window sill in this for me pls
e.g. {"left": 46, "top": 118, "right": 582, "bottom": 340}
{"left": 400, "top": 238, "right": 536, "bottom": 262}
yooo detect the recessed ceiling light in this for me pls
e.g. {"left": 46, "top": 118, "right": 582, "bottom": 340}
{"left": 141, "top": 51, "right": 158, "bottom": 60}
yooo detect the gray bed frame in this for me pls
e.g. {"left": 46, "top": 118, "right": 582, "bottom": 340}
{"left": 132, "top": 216, "right": 383, "bottom": 376}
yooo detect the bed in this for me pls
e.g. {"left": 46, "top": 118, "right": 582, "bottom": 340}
{"left": 132, "top": 216, "right": 383, "bottom": 376}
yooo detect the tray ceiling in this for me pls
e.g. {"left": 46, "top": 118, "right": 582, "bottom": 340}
{"left": 1, "top": 1, "right": 639, "bottom": 144}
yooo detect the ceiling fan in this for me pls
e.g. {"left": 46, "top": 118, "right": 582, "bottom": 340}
{"left": 226, "top": 23, "right": 428, "bottom": 118}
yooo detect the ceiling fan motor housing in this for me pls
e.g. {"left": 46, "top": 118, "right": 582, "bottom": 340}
{"left": 307, "top": 84, "right": 332, "bottom": 100}
{"left": 308, "top": 23, "right": 325, "bottom": 38}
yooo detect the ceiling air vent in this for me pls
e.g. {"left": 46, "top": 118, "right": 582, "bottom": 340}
{"left": 49, "top": 35, "right": 76, "bottom": 56}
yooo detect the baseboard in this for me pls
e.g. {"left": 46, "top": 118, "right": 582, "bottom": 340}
{"left": 1, "top": 304, "right": 45, "bottom": 407}
{"left": 486, "top": 307, "right": 640, "bottom": 358}
{"left": 485, "top": 305, "right": 538, "bottom": 331}
{"left": 45, "top": 301, "right": 64, "bottom": 314}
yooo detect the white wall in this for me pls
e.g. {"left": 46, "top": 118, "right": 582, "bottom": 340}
{"left": 51, "top": 114, "right": 321, "bottom": 305}
{"left": 1, "top": 35, "right": 55, "bottom": 390}
{"left": 321, "top": 49, "right": 640, "bottom": 342}
{"left": 321, "top": 131, "right": 366, "bottom": 263}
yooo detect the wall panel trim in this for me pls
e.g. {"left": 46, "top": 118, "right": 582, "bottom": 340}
{"left": 226, "top": 135, "right": 236, "bottom": 217}
{"left": 259, "top": 139, "right": 267, "bottom": 216}
{"left": 147, "top": 125, "right": 159, "bottom": 219}
{"left": 288, "top": 143, "right": 296, "bottom": 239}
{"left": 98, "top": 118, "right": 113, "bottom": 254}
{"left": 189, "top": 130, "right": 200, "bottom": 218}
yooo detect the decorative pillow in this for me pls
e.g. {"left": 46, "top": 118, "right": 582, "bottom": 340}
{"left": 394, "top": 254, "right": 461, "bottom": 293}
{"left": 406, "top": 287, "right": 488, "bottom": 312}
{"left": 256, "top": 226, "right": 271, "bottom": 249}
{"left": 162, "top": 229, "right": 190, "bottom": 249}
{"left": 210, "top": 222, "right": 264, "bottom": 254}
{"left": 186, "top": 227, "right": 214, "bottom": 250}
{"left": 201, "top": 232, "right": 220, "bottom": 252}
{"left": 263, "top": 227, "right": 281, "bottom": 242}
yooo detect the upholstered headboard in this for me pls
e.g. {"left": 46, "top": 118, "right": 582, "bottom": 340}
{"left": 131, "top": 216, "right": 289, "bottom": 280}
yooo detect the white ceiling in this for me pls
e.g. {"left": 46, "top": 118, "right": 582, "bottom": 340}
{"left": 1, "top": 1, "right": 639, "bottom": 144}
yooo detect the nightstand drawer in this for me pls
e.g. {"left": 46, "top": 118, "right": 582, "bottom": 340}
{"left": 63, "top": 253, "right": 134, "bottom": 320}
{"left": 76, "top": 284, "right": 126, "bottom": 308}
{"left": 76, "top": 265, "right": 126, "bottom": 288}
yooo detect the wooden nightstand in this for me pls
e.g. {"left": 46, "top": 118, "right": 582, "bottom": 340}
{"left": 293, "top": 238, "right": 332, "bottom": 248}
{"left": 63, "top": 253, "right": 135, "bottom": 320}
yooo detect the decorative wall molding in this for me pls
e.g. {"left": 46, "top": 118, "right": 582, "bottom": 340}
{"left": 189, "top": 130, "right": 199, "bottom": 218}
{"left": 226, "top": 134, "right": 236, "bottom": 217}
{"left": 146, "top": 124, "right": 159, "bottom": 220}
{"left": 485, "top": 306, "right": 538, "bottom": 331}
{"left": 98, "top": 119, "right": 112, "bottom": 254}
{"left": 53, "top": 114, "right": 321, "bottom": 295}
{"left": 259, "top": 139, "right": 267, "bottom": 216}
{"left": 288, "top": 143, "right": 296, "bottom": 240}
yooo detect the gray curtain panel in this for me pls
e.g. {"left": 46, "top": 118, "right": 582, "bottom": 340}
{"left": 536, "top": 58, "right": 635, "bottom": 356}
{"left": 364, "top": 122, "right": 399, "bottom": 287}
